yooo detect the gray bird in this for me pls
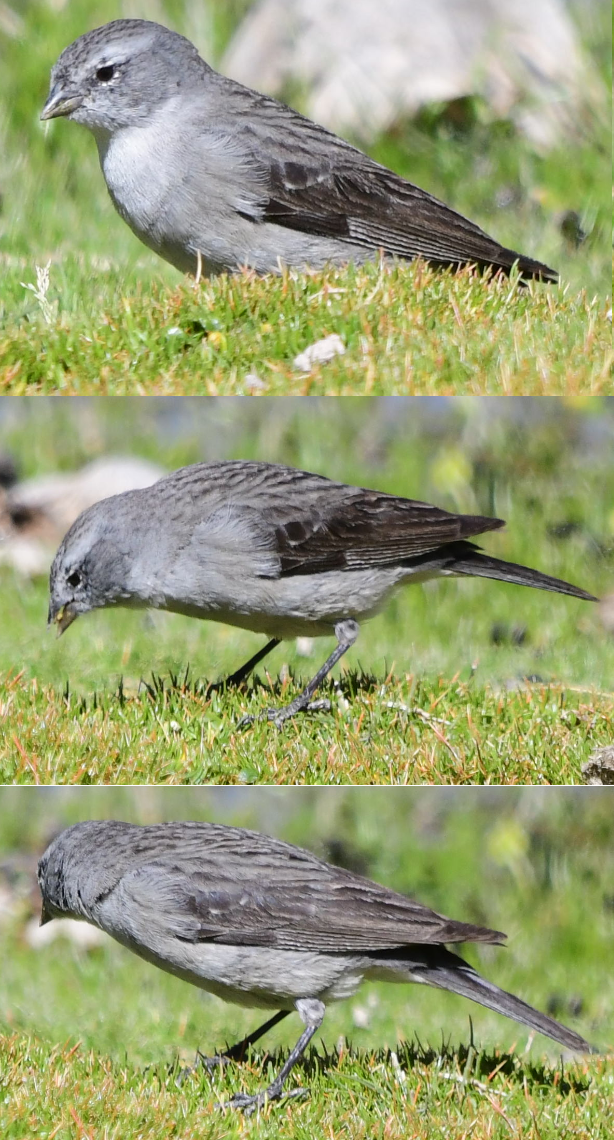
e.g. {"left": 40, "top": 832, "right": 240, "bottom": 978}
{"left": 47, "top": 459, "right": 596, "bottom": 726}
{"left": 38, "top": 819, "right": 595, "bottom": 1114}
{"left": 41, "top": 19, "right": 556, "bottom": 281}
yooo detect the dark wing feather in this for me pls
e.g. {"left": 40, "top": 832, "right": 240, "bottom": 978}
{"left": 270, "top": 493, "right": 505, "bottom": 576}
{"left": 223, "top": 88, "right": 557, "bottom": 280}
{"left": 151, "top": 461, "right": 506, "bottom": 578}
{"left": 194, "top": 76, "right": 557, "bottom": 279}
{"left": 116, "top": 823, "right": 506, "bottom": 954}
{"left": 265, "top": 158, "right": 556, "bottom": 279}
{"left": 122, "top": 863, "right": 505, "bottom": 953}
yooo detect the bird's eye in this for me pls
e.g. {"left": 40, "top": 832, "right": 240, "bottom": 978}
{"left": 67, "top": 571, "right": 82, "bottom": 588}
{"left": 96, "top": 65, "right": 116, "bottom": 82}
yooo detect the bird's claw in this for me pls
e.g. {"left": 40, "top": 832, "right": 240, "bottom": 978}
{"left": 175, "top": 1051, "right": 232, "bottom": 1085}
{"left": 196, "top": 1051, "right": 233, "bottom": 1075}
{"left": 223, "top": 1086, "right": 308, "bottom": 1115}
{"left": 235, "top": 713, "right": 257, "bottom": 730}
{"left": 236, "top": 698, "right": 331, "bottom": 731}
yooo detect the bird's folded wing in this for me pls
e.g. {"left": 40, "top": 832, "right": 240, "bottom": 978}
{"left": 262, "top": 157, "right": 519, "bottom": 269}
{"left": 218, "top": 95, "right": 556, "bottom": 277}
{"left": 270, "top": 495, "right": 504, "bottom": 574}
{"left": 119, "top": 861, "right": 506, "bottom": 952}
{"left": 155, "top": 461, "right": 504, "bottom": 576}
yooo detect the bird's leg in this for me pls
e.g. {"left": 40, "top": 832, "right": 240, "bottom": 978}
{"left": 207, "top": 638, "right": 280, "bottom": 693}
{"left": 226, "top": 998, "right": 324, "bottom": 1115}
{"left": 197, "top": 1009, "right": 290, "bottom": 1074}
{"left": 238, "top": 620, "right": 359, "bottom": 729}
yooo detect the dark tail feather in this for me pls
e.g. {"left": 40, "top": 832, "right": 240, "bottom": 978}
{"left": 453, "top": 553, "right": 597, "bottom": 602}
{"left": 422, "top": 958, "right": 596, "bottom": 1054}
{"left": 495, "top": 248, "right": 558, "bottom": 284}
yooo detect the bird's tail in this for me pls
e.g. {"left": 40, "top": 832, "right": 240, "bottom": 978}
{"left": 419, "top": 953, "right": 595, "bottom": 1053}
{"left": 452, "top": 550, "right": 597, "bottom": 601}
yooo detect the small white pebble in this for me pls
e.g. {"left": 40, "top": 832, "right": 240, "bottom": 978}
{"left": 166, "top": 326, "right": 183, "bottom": 336}
{"left": 244, "top": 372, "right": 267, "bottom": 391}
{"left": 352, "top": 1004, "right": 371, "bottom": 1028}
{"left": 294, "top": 333, "right": 345, "bottom": 372}
{"left": 295, "top": 637, "right": 314, "bottom": 657}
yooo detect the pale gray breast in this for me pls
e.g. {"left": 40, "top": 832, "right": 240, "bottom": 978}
{"left": 94, "top": 105, "right": 186, "bottom": 244}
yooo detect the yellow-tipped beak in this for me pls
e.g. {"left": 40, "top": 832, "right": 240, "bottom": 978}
{"left": 53, "top": 605, "right": 77, "bottom": 636}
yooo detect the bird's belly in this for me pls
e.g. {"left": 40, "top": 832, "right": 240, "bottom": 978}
{"left": 150, "top": 565, "right": 422, "bottom": 640}
{"left": 126, "top": 939, "right": 366, "bottom": 1009}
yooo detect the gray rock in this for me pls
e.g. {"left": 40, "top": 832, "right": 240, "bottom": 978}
{"left": 223, "top": 0, "right": 594, "bottom": 148}
{"left": 0, "top": 456, "right": 164, "bottom": 576}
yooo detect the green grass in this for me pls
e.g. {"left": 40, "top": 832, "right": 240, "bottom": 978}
{"left": 2, "top": 671, "right": 612, "bottom": 785}
{"left": 2, "top": 264, "right": 612, "bottom": 396}
{"left": 0, "top": 1, "right": 610, "bottom": 396}
{"left": 0, "top": 398, "right": 612, "bottom": 785}
{"left": 3, "top": 1033, "right": 610, "bottom": 1139}
{"left": 0, "top": 788, "right": 612, "bottom": 1137}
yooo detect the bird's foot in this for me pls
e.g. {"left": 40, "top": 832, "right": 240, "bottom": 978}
{"left": 196, "top": 1051, "right": 233, "bottom": 1075}
{"left": 237, "top": 698, "right": 330, "bottom": 731}
{"left": 224, "top": 1085, "right": 309, "bottom": 1115}
{"left": 175, "top": 1051, "right": 232, "bottom": 1085}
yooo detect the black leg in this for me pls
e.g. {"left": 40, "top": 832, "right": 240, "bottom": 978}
{"left": 207, "top": 638, "right": 280, "bottom": 692}
{"left": 238, "top": 620, "right": 359, "bottom": 729}
{"left": 198, "top": 1009, "right": 290, "bottom": 1072}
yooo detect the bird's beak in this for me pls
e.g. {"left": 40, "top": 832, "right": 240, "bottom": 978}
{"left": 49, "top": 603, "right": 77, "bottom": 636}
{"left": 40, "top": 901, "right": 53, "bottom": 926}
{"left": 40, "top": 86, "right": 84, "bottom": 121}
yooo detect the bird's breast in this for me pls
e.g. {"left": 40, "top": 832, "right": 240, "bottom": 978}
{"left": 95, "top": 114, "right": 179, "bottom": 244}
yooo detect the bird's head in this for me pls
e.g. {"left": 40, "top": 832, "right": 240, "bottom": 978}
{"left": 48, "top": 500, "right": 132, "bottom": 635}
{"left": 41, "top": 18, "right": 206, "bottom": 134}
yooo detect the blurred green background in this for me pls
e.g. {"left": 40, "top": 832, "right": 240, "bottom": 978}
{"left": 0, "top": 396, "right": 612, "bottom": 694}
{"left": 0, "top": 0, "right": 610, "bottom": 297}
{"left": 0, "top": 786, "right": 611, "bottom": 1063}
